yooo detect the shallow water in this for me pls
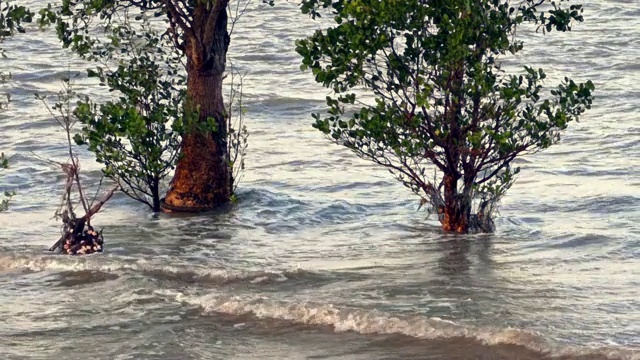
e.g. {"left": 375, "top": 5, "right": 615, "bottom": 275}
{"left": 0, "top": 1, "right": 639, "bottom": 359}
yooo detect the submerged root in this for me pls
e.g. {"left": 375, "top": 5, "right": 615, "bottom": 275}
{"left": 39, "top": 81, "right": 119, "bottom": 255}
{"left": 422, "top": 192, "right": 498, "bottom": 234}
{"left": 47, "top": 160, "right": 118, "bottom": 255}
{"left": 57, "top": 222, "right": 104, "bottom": 255}
{"left": 468, "top": 213, "right": 496, "bottom": 233}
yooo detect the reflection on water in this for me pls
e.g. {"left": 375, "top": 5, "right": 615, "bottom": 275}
{"left": 437, "top": 238, "right": 474, "bottom": 275}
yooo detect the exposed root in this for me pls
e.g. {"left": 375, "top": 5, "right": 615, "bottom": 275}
{"left": 47, "top": 160, "right": 119, "bottom": 254}
{"left": 38, "top": 78, "right": 120, "bottom": 254}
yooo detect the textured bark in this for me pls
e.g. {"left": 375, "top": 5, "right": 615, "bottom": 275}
{"left": 163, "top": 2, "right": 231, "bottom": 212}
{"left": 442, "top": 173, "right": 470, "bottom": 234}
{"left": 163, "top": 71, "right": 230, "bottom": 211}
{"left": 440, "top": 56, "right": 471, "bottom": 233}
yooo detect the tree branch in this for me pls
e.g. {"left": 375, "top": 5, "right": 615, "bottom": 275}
{"left": 203, "top": 0, "right": 230, "bottom": 53}
{"left": 164, "top": 0, "right": 195, "bottom": 42}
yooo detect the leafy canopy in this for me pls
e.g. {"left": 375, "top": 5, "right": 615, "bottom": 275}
{"left": 297, "top": 0, "right": 594, "bottom": 231}
{"left": 38, "top": 0, "right": 273, "bottom": 64}
{"left": 39, "top": 0, "right": 253, "bottom": 209}
{"left": 73, "top": 22, "right": 185, "bottom": 212}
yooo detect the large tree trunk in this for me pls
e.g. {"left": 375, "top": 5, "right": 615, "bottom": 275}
{"left": 441, "top": 173, "right": 470, "bottom": 233}
{"left": 163, "top": 2, "right": 231, "bottom": 212}
{"left": 163, "top": 70, "right": 230, "bottom": 211}
{"left": 441, "top": 49, "right": 470, "bottom": 232}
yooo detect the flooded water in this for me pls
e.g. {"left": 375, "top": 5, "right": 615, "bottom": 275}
{"left": 0, "top": 1, "right": 639, "bottom": 359}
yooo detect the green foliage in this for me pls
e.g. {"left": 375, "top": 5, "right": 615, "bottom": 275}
{"left": 39, "top": 0, "right": 259, "bottom": 208}
{"left": 39, "top": 0, "right": 161, "bottom": 62}
{"left": 37, "top": 0, "right": 273, "bottom": 63}
{"left": 298, "top": 0, "right": 594, "bottom": 232}
{"left": 73, "top": 22, "right": 185, "bottom": 212}
{"left": 0, "top": 1, "right": 32, "bottom": 55}
{"left": 0, "top": 1, "right": 32, "bottom": 35}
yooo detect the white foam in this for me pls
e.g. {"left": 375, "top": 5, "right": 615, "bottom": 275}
{"left": 171, "top": 292, "right": 544, "bottom": 347}
{"left": 168, "top": 291, "right": 640, "bottom": 360}
{"left": 0, "top": 254, "right": 171, "bottom": 275}
{"left": 0, "top": 254, "right": 300, "bottom": 285}
{"left": 0, "top": 254, "right": 114, "bottom": 273}
{"left": 3, "top": 255, "right": 638, "bottom": 360}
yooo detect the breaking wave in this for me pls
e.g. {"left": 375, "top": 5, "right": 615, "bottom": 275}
{"left": 0, "top": 254, "right": 306, "bottom": 285}
{"left": 2, "top": 254, "right": 639, "bottom": 359}
{"left": 167, "top": 291, "right": 640, "bottom": 360}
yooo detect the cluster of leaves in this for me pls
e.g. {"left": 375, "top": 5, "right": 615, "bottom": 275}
{"left": 40, "top": 0, "right": 253, "bottom": 209}
{"left": 0, "top": 1, "right": 32, "bottom": 54}
{"left": 297, "top": 0, "right": 594, "bottom": 232}
{"left": 73, "top": 21, "right": 186, "bottom": 212}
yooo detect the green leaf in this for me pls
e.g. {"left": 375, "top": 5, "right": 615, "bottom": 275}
{"left": 298, "top": 0, "right": 593, "bottom": 233}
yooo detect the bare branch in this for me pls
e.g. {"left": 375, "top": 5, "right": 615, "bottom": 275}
{"left": 164, "top": 0, "right": 196, "bottom": 42}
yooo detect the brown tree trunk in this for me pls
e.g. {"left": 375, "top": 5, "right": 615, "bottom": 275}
{"left": 162, "top": 2, "right": 231, "bottom": 212}
{"left": 442, "top": 173, "right": 470, "bottom": 234}
{"left": 441, "top": 46, "right": 469, "bottom": 232}
{"left": 163, "top": 71, "right": 230, "bottom": 211}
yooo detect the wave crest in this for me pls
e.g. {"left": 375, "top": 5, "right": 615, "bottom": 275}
{"left": 0, "top": 255, "right": 302, "bottom": 285}
{"left": 171, "top": 292, "right": 544, "bottom": 347}
{"left": 169, "top": 291, "right": 640, "bottom": 360}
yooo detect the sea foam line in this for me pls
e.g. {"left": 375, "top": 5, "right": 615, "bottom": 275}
{"left": 168, "top": 291, "right": 640, "bottom": 360}
{"left": 0, "top": 255, "right": 299, "bottom": 285}
{"left": 171, "top": 291, "right": 545, "bottom": 348}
